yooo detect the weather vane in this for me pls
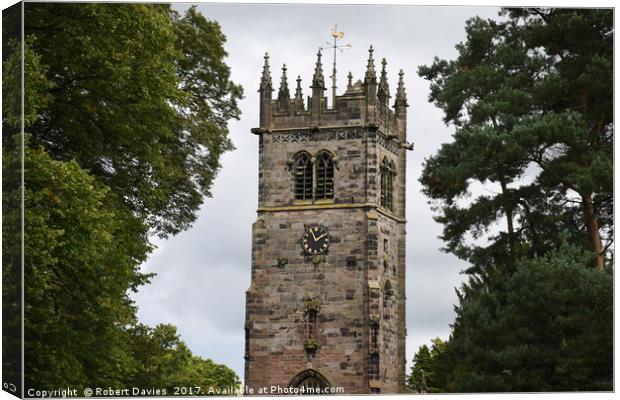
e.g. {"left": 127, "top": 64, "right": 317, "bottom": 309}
{"left": 320, "top": 25, "right": 351, "bottom": 107}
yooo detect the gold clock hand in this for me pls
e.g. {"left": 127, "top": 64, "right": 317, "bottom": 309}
{"left": 315, "top": 233, "right": 328, "bottom": 241}
{"left": 310, "top": 229, "right": 318, "bottom": 241}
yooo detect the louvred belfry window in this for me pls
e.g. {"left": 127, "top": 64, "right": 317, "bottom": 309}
{"left": 294, "top": 153, "right": 313, "bottom": 200}
{"left": 315, "top": 153, "right": 334, "bottom": 199}
{"left": 380, "top": 157, "right": 395, "bottom": 211}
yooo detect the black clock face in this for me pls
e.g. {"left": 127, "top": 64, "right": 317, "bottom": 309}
{"left": 302, "top": 225, "right": 330, "bottom": 255}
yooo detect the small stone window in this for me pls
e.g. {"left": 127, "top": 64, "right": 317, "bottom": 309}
{"left": 304, "top": 299, "right": 320, "bottom": 355}
{"left": 369, "top": 353, "right": 380, "bottom": 381}
{"left": 306, "top": 308, "right": 318, "bottom": 339}
{"left": 370, "top": 322, "right": 379, "bottom": 351}
{"left": 380, "top": 157, "right": 395, "bottom": 211}
{"left": 244, "top": 326, "right": 250, "bottom": 360}
{"left": 294, "top": 152, "right": 313, "bottom": 200}
{"left": 383, "top": 281, "right": 393, "bottom": 320}
{"left": 315, "top": 152, "right": 335, "bottom": 199}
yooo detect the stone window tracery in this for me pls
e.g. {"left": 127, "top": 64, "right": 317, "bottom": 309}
{"left": 380, "top": 157, "right": 395, "bottom": 211}
{"left": 292, "top": 150, "right": 335, "bottom": 201}
{"left": 315, "top": 152, "right": 335, "bottom": 199}
{"left": 294, "top": 152, "right": 313, "bottom": 200}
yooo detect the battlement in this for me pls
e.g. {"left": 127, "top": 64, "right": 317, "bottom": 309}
{"left": 255, "top": 46, "right": 408, "bottom": 137}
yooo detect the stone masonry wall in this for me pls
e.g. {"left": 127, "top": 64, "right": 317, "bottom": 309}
{"left": 246, "top": 51, "right": 409, "bottom": 394}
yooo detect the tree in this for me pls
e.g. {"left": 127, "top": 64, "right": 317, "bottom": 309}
{"left": 5, "top": 141, "right": 151, "bottom": 390}
{"left": 3, "top": 3, "right": 243, "bottom": 390}
{"left": 406, "top": 338, "right": 446, "bottom": 393}
{"left": 126, "top": 324, "right": 241, "bottom": 394}
{"left": 435, "top": 245, "right": 612, "bottom": 392}
{"left": 419, "top": 9, "right": 612, "bottom": 276}
{"left": 417, "top": 8, "right": 613, "bottom": 391}
{"left": 22, "top": 3, "right": 242, "bottom": 237}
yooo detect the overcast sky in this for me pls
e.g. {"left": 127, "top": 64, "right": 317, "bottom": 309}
{"left": 131, "top": 3, "right": 502, "bottom": 380}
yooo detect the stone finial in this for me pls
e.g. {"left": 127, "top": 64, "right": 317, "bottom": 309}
{"left": 295, "top": 75, "right": 305, "bottom": 111}
{"left": 260, "top": 52, "right": 272, "bottom": 91}
{"left": 347, "top": 71, "right": 353, "bottom": 90}
{"left": 278, "top": 64, "right": 290, "bottom": 102}
{"left": 378, "top": 58, "right": 389, "bottom": 97}
{"left": 395, "top": 69, "right": 408, "bottom": 108}
{"left": 311, "top": 48, "right": 326, "bottom": 90}
{"left": 364, "top": 45, "right": 376, "bottom": 85}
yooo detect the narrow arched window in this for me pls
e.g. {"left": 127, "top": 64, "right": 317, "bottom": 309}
{"left": 294, "top": 153, "right": 313, "bottom": 200}
{"left": 315, "top": 152, "right": 334, "bottom": 199}
{"left": 380, "top": 157, "right": 395, "bottom": 211}
{"left": 244, "top": 327, "right": 250, "bottom": 360}
{"left": 383, "top": 281, "right": 392, "bottom": 320}
{"left": 370, "top": 323, "right": 379, "bottom": 351}
{"left": 369, "top": 353, "right": 380, "bottom": 381}
{"left": 306, "top": 308, "right": 318, "bottom": 340}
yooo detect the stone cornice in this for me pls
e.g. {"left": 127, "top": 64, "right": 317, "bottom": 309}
{"left": 257, "top": 203, "right": 406, "bottom": 223}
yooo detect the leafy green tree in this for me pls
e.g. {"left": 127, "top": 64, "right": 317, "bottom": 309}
{"left": 407, "top": 338, "right": 446, "bottom": 393}
{"left": 23, "top": 3, "right": 242, "bottom": 237}
{"left": 126, "top": 324, "right": 240, "bottom": 394}
{"left": 436, "top": 244, "right": 612, "bottom": 392}
{"left": 3, "top": 3, "right": 243, "bottom": 391}
{"left": 6, "top": 141, "right": 151, "bottom": 390}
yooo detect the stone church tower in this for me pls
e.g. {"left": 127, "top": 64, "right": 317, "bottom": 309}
{"left": 244, "top": 46, "right": 412, "bottom": 394}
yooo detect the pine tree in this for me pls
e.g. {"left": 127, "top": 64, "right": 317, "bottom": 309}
{"left": 416, "top": 8, "right": 613, "bottom": 391}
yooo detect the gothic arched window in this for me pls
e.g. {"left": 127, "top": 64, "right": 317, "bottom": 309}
{"left": 380, "top": 157, "right": 395, "bottom": 211}
{"left": 289, "top": 369, "right": 331, "bottom": 391}
{"left": 294, "top": 152, "right": 313, "bottom": 200}
{"left": 315, "top": 152, "right": 335, "bottom": 199}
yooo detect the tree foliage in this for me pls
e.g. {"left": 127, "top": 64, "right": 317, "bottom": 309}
{"left": 419, "top": 8, "right": 612, "bottom": 277}
{"left": 415, "top": 8, "right": 613, "bottom": 391}
{"left": 3, "top": 3, "right": 242, "bottom": 392}
{"left": 406, "top": 338, "right": 445, "bottom": 393}
{"left": 434, "top": 245, "right": 612, "bottom": 392}
{"left": 126, "top": 324, "right": 241, "bottom": 393}
{"left": 22, "top": 3, "right": 242, "bottom": 237}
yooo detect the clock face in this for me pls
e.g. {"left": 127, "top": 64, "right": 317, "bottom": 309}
{"left": 302, "top": 225, "right": 330, "bottom": 255}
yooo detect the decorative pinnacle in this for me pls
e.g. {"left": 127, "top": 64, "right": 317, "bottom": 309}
{"left": 347, "top": 71, "right": 353, "bottom": 89}
{"left": 311, "top": 48, "right": 326, "bottom": 90}
{"left": 364, "top": 45, "right": 376, "bottom": 84}
{"left": 295, "top": 75, "right": 303, "bottom": 100}
{"left": 395, "top": 69, "right": 408, "bottom": 107}
{"left": 378, "top": 58, "right": 389, "bottom": 96}
{"left": 278, "top": 64, "right": 290, "bottom": 101}
{"left": 295, "top": 75, "right": 305, "bottom": 110}
{"left": 260, "top": 52, "right": 272, "bottom": 91}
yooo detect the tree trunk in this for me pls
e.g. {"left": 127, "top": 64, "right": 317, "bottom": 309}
{"left": 583, "top": 193, "right": 604, "bottom": 269}
{"left": 500, "top": 178, "right": 516, "bottom": 266}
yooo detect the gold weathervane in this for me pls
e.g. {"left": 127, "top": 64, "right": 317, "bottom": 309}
{"left": 320, "top": 25, "right": 351, "bottom": 107}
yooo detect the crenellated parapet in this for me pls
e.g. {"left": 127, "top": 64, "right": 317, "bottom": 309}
{"left": 256, "top": 46, "right": 408, "bottom": 140}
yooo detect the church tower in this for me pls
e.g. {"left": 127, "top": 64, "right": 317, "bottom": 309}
{"left": 244, "top": 47, "right": 412, "bottom": 394}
